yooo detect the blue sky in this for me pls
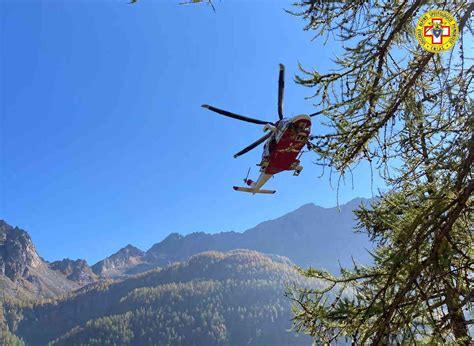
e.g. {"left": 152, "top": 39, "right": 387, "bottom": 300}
{"left": 1, "top": 0, "right": 382, "bottom": 264}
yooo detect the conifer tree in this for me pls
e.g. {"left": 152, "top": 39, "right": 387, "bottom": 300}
{"left": 287, "top": 1, "right": 473, "bottom": 344}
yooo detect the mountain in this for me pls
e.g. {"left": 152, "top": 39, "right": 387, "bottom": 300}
{"left": 4, "top": 250, "right": 317, "bottom": 346}
{"left": 49, "top": 259, "right": 98, "bottom": 285}
{"left": 0, "top": 199, "right": 370, "bottom": 345}
{"left": 97, "top": 197, "right": 372, "bottom": 277}
{"left": 1, "top": 198, "right": 371, "bottom": 295}
{"left": 0, "top": 221, "right": 79, "bottom": 300}
{"left": 91, "top": 244, "right": 145, "bottom": 278}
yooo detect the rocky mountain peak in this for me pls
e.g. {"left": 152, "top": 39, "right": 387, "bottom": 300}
{"left": 49, "top": 258, "right": 98, "bottom": 285}
{"left": 0, "top": 220, "right": 80, "bottom": 299}
{"left": 0, "top": 220, "right": 43, "bottom": 280}
{"left": 146, "top": 232, "right": 184, "bottom": 257}
{"left": 91, "top": 244, "right": 145, "bottom": 277}
{"left": 118, "top": 244, "right": 144, "bottom": 257}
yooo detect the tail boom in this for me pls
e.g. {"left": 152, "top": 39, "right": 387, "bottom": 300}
{"left": 233, "top": 173, "right": 274, "bottom": 194}
{"left": 233, "top": 186, "right": 276, "bottom": 194}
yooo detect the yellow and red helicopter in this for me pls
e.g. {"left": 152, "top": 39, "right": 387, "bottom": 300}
{"left": 202, "top": 64, "right": 316, "bottom": 194}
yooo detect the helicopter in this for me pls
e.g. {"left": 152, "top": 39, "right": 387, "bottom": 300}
{"left": 202, "top": 64, "right": 316, "bottom": 194}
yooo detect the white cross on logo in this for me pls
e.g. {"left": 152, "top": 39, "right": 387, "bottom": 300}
{"left": 424, "top": 18, "right": 450, "bottom": 44}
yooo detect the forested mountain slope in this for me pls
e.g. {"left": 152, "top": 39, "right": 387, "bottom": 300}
{"left": 3, "top": 250, "right": 319, "bottom": 345}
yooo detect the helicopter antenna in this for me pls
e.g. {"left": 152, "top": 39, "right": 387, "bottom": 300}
{"left": 244, "top": 167, "right": 251, "bottom": 183}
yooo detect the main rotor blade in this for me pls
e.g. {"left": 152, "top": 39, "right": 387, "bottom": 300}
{"left": 233, "top": 132, "right": 272, "bottom": 158}
{"left": 201, "top": 104, "right": 273, "bottom": 125}
{"left": 278, "top": 64, "right": 285, "bottom": 120}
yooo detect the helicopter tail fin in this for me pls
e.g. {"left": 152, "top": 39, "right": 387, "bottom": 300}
{"left": 233, "top": 186, "right": 276, "bottom": 194}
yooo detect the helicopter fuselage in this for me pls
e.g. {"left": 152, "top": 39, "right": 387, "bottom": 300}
{"left": 233, "top": 114, "right": 311, "bottom": 194}
{"left": 260, "top": 114, "right": 311, "bottom": 175}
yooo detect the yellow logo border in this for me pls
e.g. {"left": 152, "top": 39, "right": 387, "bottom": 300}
{"left": 415, "top": 10, "right": 459, "bottom": 53}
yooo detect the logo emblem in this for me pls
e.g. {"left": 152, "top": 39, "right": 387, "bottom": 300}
{"left": 416, "top": 10, "right": 458, "bottom": 53}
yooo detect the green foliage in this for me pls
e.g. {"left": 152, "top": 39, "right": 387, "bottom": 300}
{"left": 0, "top": 302, "right": 25, "bottom": 346}
{"left": 288, "top": 1, "right": 473, "bottom": 344}
{"left": 0, "top": 328, "right": 25, "bottom": 346}
{"left": 4, "top": 251, "right": 315, "bottom": 345}
{"left": 51, "top": 279, "right": 286, "bottom": 345}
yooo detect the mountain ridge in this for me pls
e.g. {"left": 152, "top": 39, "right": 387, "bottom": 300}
{"left": 91, "top": 244, "right": 145, "bottom": 277}
{"left": 0, "top": 220, "right": 80, "bottom": 300}
{"left": 92, "top": 197, "right": 372, "bottom": 277}
{"left": 1, "top": 197, "right": 372, "bottom": 298}
{"left": 49, "top": 259, "right": 98, "bottom": 285}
